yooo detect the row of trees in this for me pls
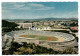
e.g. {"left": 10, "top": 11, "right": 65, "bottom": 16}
{"left": 61, "top": 22, "right": 78, "bottom": 27}
{"left": 70, "top": 22, "right": 78, "bottom": 27}
{"left": 2, "top": 42, "right": 78, "bottom": 55}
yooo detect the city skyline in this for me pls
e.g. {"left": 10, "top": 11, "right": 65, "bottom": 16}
{"left": 2, "top": 2, "right": 78, "bottom": 19}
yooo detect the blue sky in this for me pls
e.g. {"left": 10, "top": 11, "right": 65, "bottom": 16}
{"left": 2, "top": 2, "right": 78, "bottom": 19}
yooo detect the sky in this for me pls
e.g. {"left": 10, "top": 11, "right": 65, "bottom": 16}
{"left": 2, "top": 2, "right": 78, "bottom": 19}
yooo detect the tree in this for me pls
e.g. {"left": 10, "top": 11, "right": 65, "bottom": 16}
{"left": 2, "top": 20, "right": 19, "bottom": 32}
{"left": 70, "top": 22, "right": 78, "bottom": 27}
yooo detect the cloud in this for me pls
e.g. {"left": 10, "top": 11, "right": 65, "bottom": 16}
{"left": 2, "top": 9, "right": 10, "bottom": 13}
{"left": 56, "top": 11, "right": 78, "bottom": 18}
{"left": 28, "top": 3, "right": 44, "bottom": 7}
{"left": 2, "top": 2, "right": 25, "bottom": 10}
{"left": 18, "top": 7, "right": 30, "bottom": 10}
{"left": 69, "top": 11, "right": 78, "bottom": 18}
{"left": 14, "top": 4, "right": 24, "bottom": 8}
{"left": 69, "top": 11, "right": 78, "bottom": 15}
{"left": 2, "top": 2, "right": 54, "bottom": 11}
{"left": 36, "top": 7, "right": 54, "bottom": 10}
{"left": 27, "top": 3, "right": 54, "bottom": 10}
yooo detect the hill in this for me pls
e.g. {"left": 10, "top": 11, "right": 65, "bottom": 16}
{"left": 3, "top": 18, "right": 78, "bottom": 21}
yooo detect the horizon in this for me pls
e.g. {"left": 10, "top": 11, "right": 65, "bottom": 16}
{"left": 3, "top": 17, "right": 78, "bottom": 20}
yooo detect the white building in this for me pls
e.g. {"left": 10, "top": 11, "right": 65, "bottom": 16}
{"left": 31, "top": 26, "right": 51, "bottom": 31}
{"left": 17, "top": 23, "right": 32, "bottom": 29}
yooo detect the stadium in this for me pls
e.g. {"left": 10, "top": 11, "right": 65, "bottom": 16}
{"left": 3, "top": 30, "right": 76, "bottom": 50}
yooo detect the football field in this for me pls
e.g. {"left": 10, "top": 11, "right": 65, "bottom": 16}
{"left": 20, "top": 35, "right": 58, "bottom": 41}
